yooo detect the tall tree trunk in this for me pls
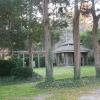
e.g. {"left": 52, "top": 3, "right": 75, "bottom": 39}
{"left": 28, "top": 38, "right": 33, "bottom": 68}
{"left": 91, "top": 0, "right": 100, "bottom": 77}
{"left": 28, "top": 0, "right": 33, "bottom": 68}
{"left": 73, "top": 0, "right": 80, "bottom": 79}
{"left": 43, "top": 0, "right": 53, "bottom": 81}
{"left": 92, "top": 18, "right": 100, "bottom": 77}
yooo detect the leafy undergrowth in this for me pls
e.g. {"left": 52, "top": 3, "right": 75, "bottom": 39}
{"left": 36, "top": 77, "right": 100, "bottom": 100}
{"left": 0, "top": 67, "right": 99, "bottom": 100}
{"left": 36, "top": 77, "right": 100, "bottom": 89}
{"left": 47, "top": 84, "right": 100, "bottom": 100}
{"left": 0, "top": 71, "right": 43, "bottom": 85}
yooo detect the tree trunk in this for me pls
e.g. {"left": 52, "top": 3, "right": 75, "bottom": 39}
{"left": 73, "top": 0, "right": 80, "bottom": 79}
{"left": 92, "top": 18, "right": 100, "bottom": 77}
{"left": 28, "top": 0, "right": 33, "bottom": 68}
{"left": 28, "top": 38, "right": 33, "bottom": 68}
{"left": 43, "top": 0, "right": 53, "bottom": 81}
{"left": 92, "top": 0, "right": 100, "bottom": 78}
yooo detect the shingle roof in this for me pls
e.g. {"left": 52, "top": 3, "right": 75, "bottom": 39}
{"left": 53, "top": 27, "right": 90, "bottom": 53}
{"left": 53, "top": 43, "right": 89, "bottom": 53}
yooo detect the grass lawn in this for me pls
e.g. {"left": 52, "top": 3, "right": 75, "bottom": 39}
{"left": 0, "top": 66, "right": 100, "bottom": 100}
{"left": 34, "top": 66, "right": 96, "bottom": 79}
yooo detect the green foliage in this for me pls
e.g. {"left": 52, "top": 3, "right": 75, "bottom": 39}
{"left": 51, "top": 30, "right": 60, "bottom": 44}
{"left": 0, "top": 60, "right": 16, "bottom": 76}
{"left": 36, "top": 77, "right": 100, "bottom": 89}
{"left": 0, "top": 58, "right": 23, "bottom": 76}
{"left": 12, "top": 58, "right": 23, "bottom": 68}
{"left": 96, "top": 67, "right": 100, "bottom": 78}
{"left": 80, "top": 29, "right": 100, "bottom": 49}
{"left": 80, "top": 30, "right": 93, "bottom": 49}
{"left": 0, "top": 0, "right": 27, "bottom": 50}
{"left": 33, "top": 56, "right": 45, "bottom": 67}
{"left": 24, "top": 56, "right": 45, "bottom": 67}
{"left": 0, "top": 67, "right": 99, "bottom": 100}
{"left": 88, "top": 55, "right": 94, "bottom": 65}
{"left": 29, "top": 20, "right": 44, "bottom": 44}
{"left": 11, "top": 68, "right": 33, "bottom": 79}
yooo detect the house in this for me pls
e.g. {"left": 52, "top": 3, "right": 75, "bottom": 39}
{"left": 53, "top": 28, "right": 89, "bottom": 66}
{"left": 53, "top": 42, "right": 89, "bottom": 66}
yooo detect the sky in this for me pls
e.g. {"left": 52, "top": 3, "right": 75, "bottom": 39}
{"left": 37, "top": 0, "right": 100, "bottom": 18}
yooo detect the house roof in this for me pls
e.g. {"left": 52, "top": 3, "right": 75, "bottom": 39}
{"left": 53, "top": 43, "right": 89, "bottom": 53}
{"left": 53, "top": 27, "right": 90, "bottom": 53}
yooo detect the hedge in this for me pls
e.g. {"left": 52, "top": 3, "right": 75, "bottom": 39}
{"left": 11, "top": 67, "right": 33, "bottom": 79}
{"left": 0, "top": 60, "right": 16, "bottom": 76}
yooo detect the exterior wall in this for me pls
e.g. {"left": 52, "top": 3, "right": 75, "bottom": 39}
{"left": 55, "top": 52, "right": 88, "bottom": 66}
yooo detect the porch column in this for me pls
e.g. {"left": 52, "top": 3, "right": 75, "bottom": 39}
{"left": 57, "top": 54, "right": 60, "bottom": 66}
{"left": 17, "top": 54, "right": 20, "bottom": 59}
{"left": 22, "top": 53, "right": 25, "bottom": 67}
{"left": 64, "top": 53, "right": 66, "bottom": 66}
{"left": 38, "top": 54, "right": 40, "bottom": 67}
{"left": 85, "top": 54, "right": 88, "bottom": 65}
{"left": 32, "top": 54, "right": 33, "bottom": 67}
{"left": 81, "top": 54, "right": 85, "bottom": 66}
{"left": 66, "top": 53, "right": 68, "bottom": 66}
{"left": 82, "top": 56, "right": 85, "bottom": 66}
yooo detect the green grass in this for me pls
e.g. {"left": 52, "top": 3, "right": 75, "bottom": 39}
{"left": 0, "top": 66, "right": 100, "bottom": 100}
{"left": 34, "top": 66, "right": 95, "bottom": 79}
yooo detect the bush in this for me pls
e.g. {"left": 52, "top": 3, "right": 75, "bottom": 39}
{"left": 0, "top": 58, "right": 23, "bottom": 76}
{"left": 12, "top": 58, "right": 23, "bottom": 68}
{"left": 25, "top": 56, "right": 45, "bottom": 67}
{"left": 11, "top": 68, "right": 33, "bottom": 79}
{"left": 33, "top": 56, "right": 45, "bottom": 67}
{"left": 88, "top": 56, "right": 94, "bottom": 65}
{"left": 0, "top": 60, "right": 16, "bottom": 76}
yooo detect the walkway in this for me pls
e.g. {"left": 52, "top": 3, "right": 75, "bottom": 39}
{"left": 79, "top": 89, "right": 100, "bottom": 100}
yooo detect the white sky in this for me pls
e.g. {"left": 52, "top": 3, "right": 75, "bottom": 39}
{"left": 37, "top": 0, "right": 100, "bottom": 19}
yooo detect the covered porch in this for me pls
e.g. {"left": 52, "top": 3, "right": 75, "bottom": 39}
{"left": 55, "top": 52, "right": 88, "bottom": 66}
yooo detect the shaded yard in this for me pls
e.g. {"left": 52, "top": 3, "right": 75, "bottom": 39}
{"left": 0, "top": 66, "right": 100, "bottom": 100}
{"left": 34, "top": 66, "right": 95, "bottom": 79}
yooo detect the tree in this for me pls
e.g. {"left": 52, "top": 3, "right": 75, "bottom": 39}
{"left": 80, "top": 0, "right": 100, "bottom": 77}
{"left": 27, "top": 0, "right": 34, "bottom": 68}
{"left": 73, "top": 0, "right": 81, "bottom": 79}
{"left": 0, "top": 0, "right": 26, "bottom": 50}
{"left": 80, "top": 30, "right": 93, "bottom": 49}
{"left": 43, "top": 0, "right": 53, "bottom": 81}
{"left": 91, "top": 0, "right": 100, "bottom": 77}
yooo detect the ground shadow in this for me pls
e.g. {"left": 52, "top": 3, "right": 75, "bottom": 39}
{"left": 0, "top": 72, "right": 43, "bottom": 86}
{"left": 36, "top": 76, "right": 100, "bottom": 89}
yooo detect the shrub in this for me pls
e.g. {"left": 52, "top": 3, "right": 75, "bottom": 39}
{"left": 25, "top": 56, "right": 45, "bottom": 67}
{"left": 11, "top": 68, "right": 33, "bottom": 79}
{"left": 0, "top": 60, "right": 16, "bottom": 76}
{"left": 12, "top": 58, "right": 23, "bottom": 68}
{"left": 88, "top": 56, "right": 94, "bottom": 65}
{"left": 33, "top": 56, "right": 45, "bottom": 67}
{"left": 0, "top": 58, "right": 23, "bottom": 76}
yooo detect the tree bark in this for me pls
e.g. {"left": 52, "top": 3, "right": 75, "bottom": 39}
{"left": 73, "top": 0, "right": 80, "bottom": 79}
{"left": 91, "top": 0, "right": 100, "bottom": 77}
{"left": 28, "top": 0, "right": 33, "bottom": 68}
{"left": 43, "top": 0, "right": 53, "bottom": 81}
{"left": 28, "top": 38, "right": 33, "bottom": 68}
{"left": 92, "top": 18, "right": 100, "bottom": 77}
